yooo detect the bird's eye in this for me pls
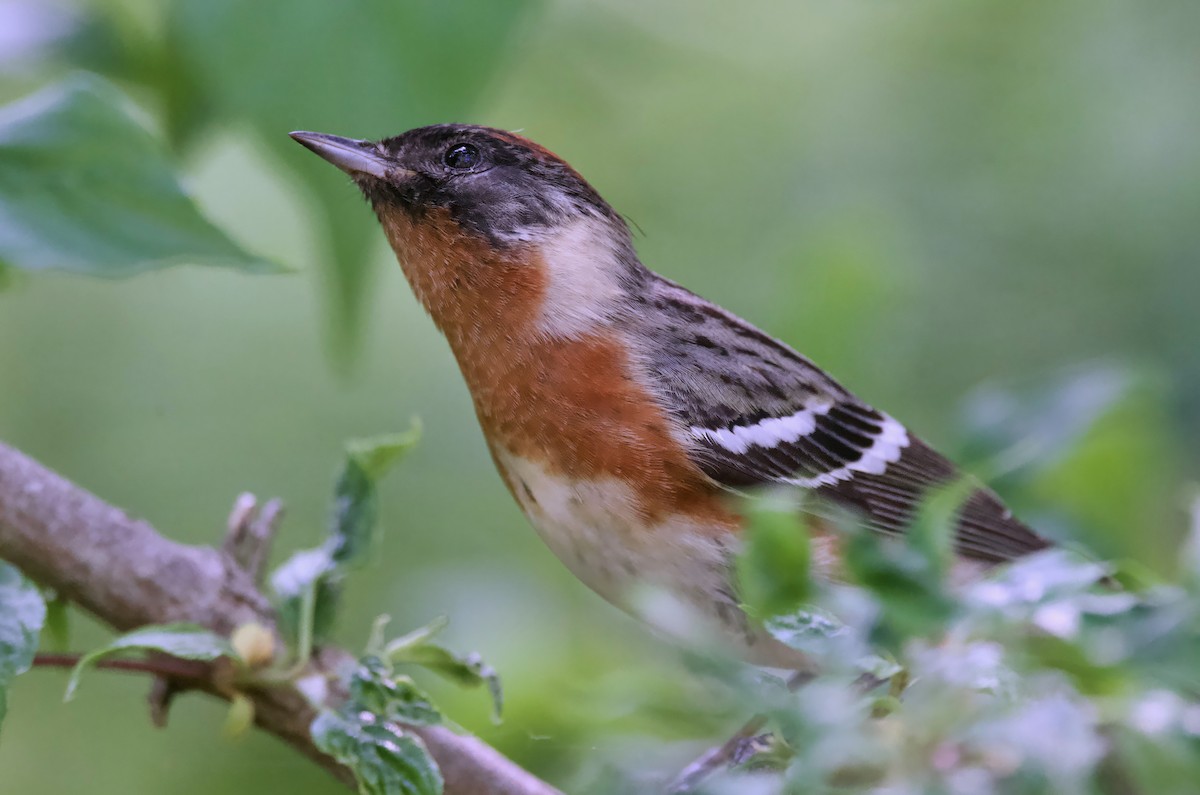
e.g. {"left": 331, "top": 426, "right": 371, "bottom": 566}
{"left": 444, "top": 143, "right": 481, "bottom": 170}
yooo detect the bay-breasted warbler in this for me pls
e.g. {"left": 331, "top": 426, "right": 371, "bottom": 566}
{"left": 291, "top": 125, "right": 1050, "bottom": 668}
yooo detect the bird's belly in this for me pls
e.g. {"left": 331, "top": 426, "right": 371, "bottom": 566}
{"left": 493, "top": 448, "right": 807, "bottom": 668}
{"left": 494, "top": 449, "right": 710, "bottom": 599}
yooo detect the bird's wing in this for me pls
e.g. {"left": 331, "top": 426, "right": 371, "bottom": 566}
{"left": 633, "top": 279, "right": 1049, "bottom": 563}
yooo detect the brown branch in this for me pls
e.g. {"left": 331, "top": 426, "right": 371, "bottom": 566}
{"left": 0, "top": 440, "right": 562, "bottom": 795}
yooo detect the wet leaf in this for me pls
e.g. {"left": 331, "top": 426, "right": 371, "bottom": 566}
{"left": 0, "top": 562, "right": 47, "bottom": 731}
{"left": 312, "top": 709, "right": 442, "bottom": 795}
{"left": 65, "top": 623, "right": 231, "bottom": 700}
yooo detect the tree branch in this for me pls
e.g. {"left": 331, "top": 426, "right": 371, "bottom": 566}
{"left": 0, "top": 440, "right": 562, "bottom": 795}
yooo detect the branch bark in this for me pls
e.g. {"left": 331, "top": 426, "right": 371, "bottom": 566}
{"left": 0, "top": 440, "right": 562, "bottom": 795}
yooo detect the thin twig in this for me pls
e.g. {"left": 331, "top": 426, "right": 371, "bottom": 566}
{"left": 667, "top": 670, "right": 817, "bottom": 792}
{"left": 245, "top": 498, "right": 284, "bottom": 581}
{"left": 667, "top": 715, "right": 768, "bottom": 793}
{"left": 0, "top": 440, "right": 562, "bottom": 795}
{"left": 222, "top": 493, "right": 283, "bottom": 583}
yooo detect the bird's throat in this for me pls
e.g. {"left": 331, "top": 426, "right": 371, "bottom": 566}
{"left": 377, "top": 205, "right": 548, "bottom": 349}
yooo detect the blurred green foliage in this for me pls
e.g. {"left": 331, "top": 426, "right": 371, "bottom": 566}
{"left": 0, "top": 75, "right": 276, "bottom": 276}
{"left": 664, "top": 504, "right": 1200, "bottom": 794}
{"left": 735, "top": 491, "right": 813, "bottom": 620}
{"left": 67, "top": 0, "right": 540, "bottom": 356}
{"left": 1, "top": 0, "right": 1198, "bottom": 792}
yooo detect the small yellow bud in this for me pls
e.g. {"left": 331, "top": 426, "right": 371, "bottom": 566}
{"left": 231, "top": 622, "right": 276, "bottom": 669}
{"left": 223, "top": 692, "right": 255, "bottom": 739}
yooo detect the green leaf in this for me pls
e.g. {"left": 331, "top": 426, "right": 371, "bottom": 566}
{"left": 158, "top": 0, "right": 541, "bottom": 356}
{"left": 763, "top": 608, "right": 846, "bottom": 656}
{"left": 735, "top": 491, "right": 812, "bottom": 619}
{"left": 350, "top": 658, "right": 442, "bottom": 727}
{"left": 959, "top": 364, "right": 1138, "bottom": 479}
{"left": 844, "top": 530, "right": 956, "bottom": 649}
{"left": 968, "top": 549, "right": 1110, "bottom": 612}
{"left": 961, "top": 366, "right": 1175, "bottom": 567}
{"left": 43, "top": 590, "right": 70, "bottom": 652}
{"left": 905, "top": 475, "right": 974, "bottom": 581}
{"left": 271, "top": 426, "right": 420, "bottom": 645}
{"left": 386, "top": 617, "right": 503, "bottom": 721}
{"left": 65, "top": 622, "right": 232, "bottom": 700}
{"left": 763, "top": 603, "right": 896, "bottom": 682}
{"left": 346, "top": 425, "right": 424, "bottom": 482}
{"left": 308, "top": 651, "right": 445, "bottom": 794}
{"left": 1079, "top": 593, "right": 1200, "bottom": 693}
{"left": 270, "top": 547, "right": 341, "bottom": 647}
{"left": 0, "top": 562, "right": 47, "bottom": 731}
{"left": 383, "top": 616, "right": 448, "bottom": 654}
{"left": 312, "top": 710, "right": 443, "bottom": 795}
{"left": 1114, "top": 720, "right": 1200, "bottom": 795}
{"left": 333, "top": 426, "right": 422, "bottom": 569}
{"left": 0, "top": 75, "right": 280, "bottom": 278}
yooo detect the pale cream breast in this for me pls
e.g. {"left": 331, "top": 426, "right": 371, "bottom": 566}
{"left": 493, "top": 448, "right": 727, "bottom": 601}
{"left": 493, "top": 448, "right": 810, "bottom": 668}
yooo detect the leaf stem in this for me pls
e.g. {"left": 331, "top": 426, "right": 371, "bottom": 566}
{"left": 298, "top": 582, "right": 316, "bottom": 665}
{"left": 32, "top": 653, "right": 210, "bottom": 681}
{"left": 277, "top": 581, "right": 319, "bottom": 680}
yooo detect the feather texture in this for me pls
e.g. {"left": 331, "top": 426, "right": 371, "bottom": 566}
{"left": 630, "top": 277, "right": 1050, "bottom": 564}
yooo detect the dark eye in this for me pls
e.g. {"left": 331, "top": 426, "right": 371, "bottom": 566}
{"left": 444, "top": 143, "right": 481, "bottom": 170}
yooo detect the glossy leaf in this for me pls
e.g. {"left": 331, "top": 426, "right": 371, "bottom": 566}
{"left": 0, "top": 75, "right": 278, "bottom": 278}
{"left": 386, "top": 617, "right": 503, "bottom": 722}
{"left": 311, "top": 710, "right": 442, "bottom": 795}
{"left": 65, "top": 623, "right": 232, "bottom": 700}
{"left": 350, "top": 657, "right": 442, "bottom": 728}
{"left": 763, "top": 608, "right": 846, "bottom": 657}
{"left": 0, "top": 562, "right": 47, "bottom": 731}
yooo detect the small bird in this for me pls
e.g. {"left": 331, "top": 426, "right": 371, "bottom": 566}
{"left": 291, "top": 125, "right": 1049, "bottom": 668}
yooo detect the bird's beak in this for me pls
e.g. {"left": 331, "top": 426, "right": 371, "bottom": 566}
{"left": 289, "top": 131, "right": 404, "bottom": 179}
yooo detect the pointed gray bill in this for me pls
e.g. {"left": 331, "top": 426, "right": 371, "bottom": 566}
{"left": 289, "top": 131, "right": 400, "bottom": 179}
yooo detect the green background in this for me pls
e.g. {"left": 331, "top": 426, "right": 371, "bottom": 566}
{"left": 1, "top": 0, "right": 1197, "bottom": 791}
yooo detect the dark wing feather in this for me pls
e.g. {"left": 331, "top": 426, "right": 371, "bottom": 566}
{"left": 633, "top": 278, "right": 1050, "bottom": 564}
{"left": 818, "top": 436, "right": 1048, "bottom": 562}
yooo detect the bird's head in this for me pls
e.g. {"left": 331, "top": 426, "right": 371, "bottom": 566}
{"left": 290, "top": 124, "right": 625, "bottom": 245}
{"left": 291, "top": 124, "right": 642, "bottom": 340}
